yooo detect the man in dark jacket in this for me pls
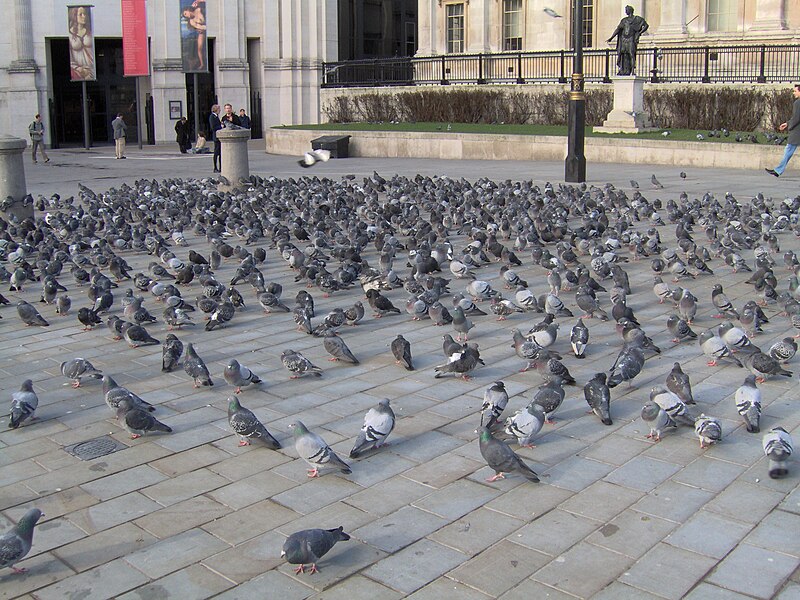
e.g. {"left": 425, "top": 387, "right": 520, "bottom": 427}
{"left": 208, "top": 104, "right": 222, "bottom": 172}
{"left": 174, "top": 116, "right": 190, "bottom": 153}
{"left": 767, "top": 83, "right": 800, "bottom": 177}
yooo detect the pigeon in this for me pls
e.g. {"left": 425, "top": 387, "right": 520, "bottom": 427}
{"left": 570, "top": 318, "right": 589, "bottom": 358}
{"left": 665, "top": 362, "right": 695, "bottom": 405}
{"left": 575, "top": 287, "right": 608, "bottom": 320}
{"left": 102, "top": 375, "right": 155, "bottom": 413}
{"left": 9, "top": 380, "right": 38, "bottom": 429}
{"left": 543, "top": 7, "right": 562, "bottom": 18}
{"left": 55, "top": 295, "right": 71, "bottom": 316}
{"left": 434, "top": 343, "right": 482, "bottom": 380}
{"left": 0, "top": 508, "right": 44, "bottom": 574}
{"left": 365, "top": 289, "right": 400, "bottom": 317}
{"left": 350, "top": 398, "right": 396, "bottom": 458}
{"left": 466, "top": 280, "right": 498, "bottom": 302}
{"left": 451, "top": 306, "right": 474, "bottom": 342}
{"left": 60, "top": 358, "right": 102, "bottom": 388}
{"left": 607, "top": 345, "right": 645, "bottom": 388}
{"left": 480, "top": 381, "right": 509, "bottom": 429}
{"left": 718, "top": 322, "right": 755, "bottom": 352}
{"left": 641, "top": 401, "right": 676, "bottom": 442}
{"left": 694, "top": 414, "right": 722, "bottom": 449}
{"left": 344, "top": 301, "right": 364, "bottom": 326}
{"left": 651, "top": 174, "right": 663, "bottom": 189}
{"left": 297, "top": 148, "right": 331, "bottom": 168}
{"left": 478, "top": 426, "right": 539, "bottom": 483}
{"left": 584, "top": 372, "right": 612, "bottom": 425}
{"left": 666, "top": 314, "right": 697, "bottom": 344}
{"left": 489, "top": 296, "right": 523, "bottom": 321}
{"left": 511, "top": 328, "right": 543, "bottom": 372}
{"left": 281, "top": 527, "right": 350, "bottom": 575}
{"left": 122, "top": 323, "right": 160, "bottom": 348}
{"left": 116, "top": 398, "right": 172, "bottom": 439}
{"left": 739, "top": 349, "right": 792, "bottom": 382}
{"left": 699, "top": 330, "right": 743, "bottom": 367}
{"left": 289, "top": 420, "right": 351, "bottom": 477}
{"left": 16, "top": 301, "right": 48, "bottom": 327}
{"left": 762, "top": 427, "right": 794, "bottom": 479}
{"left": 323, "top": 332, "right": 359, "bottom": 364}
{"left": 183, "top": 343, "right": 214, "bottom": 387}
{"left": 281, "top": 349, "right": 322, "bottom": 378}
{"left": 227, "top": 396, "right": 280, "bottom": 448}
{"left": 161, "top": 334, "right": 184, "bottom": 372}
{"left": 711, "top": 284, "right": 739, "bottom": 319}
{"left": 734, "top": 375, "right": 761, "bottom": 433}
{"left": 534, "top": 378, "right": 567, "bottom": 422}
{"left": 769, "top": 338, "right": 797, "bottom": 364}
{"left": 223, "top": 359, "right": 263, "bottom": 393}
{"left": 390, "top": 334, "right": 413, "bottom": 370}
{"left": 650, "top": 386, "right": 695, "bottom": 426}
{"left": 77, "top": 307, "right": 102, "bottom": 330}
{"left": 504, "top": 402, "right": 545, "bottom": 447}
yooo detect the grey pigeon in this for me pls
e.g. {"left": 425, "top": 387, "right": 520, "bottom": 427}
{"left": 480, "top": 381, "right": 508, "bottom": 429}
{"left": 55, "top": 295, "right": 71, "bottom": 316}
{"left": 451, "top": 306, "right": 474, "bottom": 342}
{"left": 184, "top": 343, "right": 214, "bottom": 387}
{"left": 0, "top": 508, "right": 44, "bottom": 574}
{"left": 665, "top": 362, "right": 695, "bottom": 405}
{"left": 223, "top": 359, "right": 262, "bottom": 393}
{"left": 281, "top": 349, "right": 322, "bottom": 378}
{"left": 575, "top": 287, "right": 608, "bottom": 320}
{"left": 161, "top": 334, "right": 184, "bottom": 372}
{"left": 350, "top": 399, "right": 395, "bottom": 458}
{"left": 390, "top": 334, "right": 413, "bottom": 370}
{"left": 694, "top": 414, "right": 722, "bottom": 449}
{"left": 289, "top": 420, "right": 351, "bottom": 477}
{"left": 227, "top": 396, "right": 280, "bottom": 449}
{"left": 122, "top": 323, "right": 160, "bottom": 348}
{"left": 762, "top": 427, "right": 794, "bottom": 479}
{"left": 534, "top": 378, "right": 566, "bottom": 422}
{"left": 323, "top": 332, "right": 359, "bottom": 364}
{"left": 769, "top": 338, "right": 797, "bottom": 364}
{"left": 711, "top": 284, "right": 739, "bottom": 319}
{"left": 650, "top": 386, "right": 695, "bottom": 426}
{"left": 511, "top": 328, "right": 542, "bottom": 372}
{"left": 718, "top": 322, "right": 755, "bottom": 352}
{"left": 16, "top": 301, "right": 48, "bottom": 327}
{"left": 281, "top": 527, "right": 350, "bottom": 575}
{"left": 9, "top": 380, "right": 38, "bottom": 429}
{"left": 116, "top": 398, "right": 172, "bottom": 439}
{"left": 60, "top": 358, "right": 102, "bottom": 388}
{"left": 478, "top": 426, "right": 539, "bottom": 483}
{"left": 699, "top": 330, "right": 743, "bottom": 367}
{"left": 734, "top": 375, "right": 761, "bottom": 433}
{"left": 344, "top": 301, "right": 364, "bottom": 326}
{"left": 504, "top": 402, "right": 545, "bottom": 447}
{"left": 570, "top": 318, "right": 589, "bottom": 358}
{"left": 584, "top": 372, "right": 612, "bottom": 425}
{"left": 739, "top": 348, "right": 792, "bottom": 382}
{"left": 667, "top": 314, "right": 697, "bottom": 343}
{"left": 102, "top": 375, "right": 155, "bottom": 413}
{"left": 641, "top": 401, "right": 676, "bottom": 441}
{"left": 434, "top": 343, "right": 482, "bottom": 380}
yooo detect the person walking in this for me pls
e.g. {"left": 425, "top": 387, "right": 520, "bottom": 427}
{"left": 238, "top": 108, "right": 251, "bottom": 129}
{"left": 112, "top": 113, "right": 127, "bottom": 159}
{"left": 208, "top": 104, "right": 222, "bottom": 172}
{"left": 174, "top": 116, "right": 190, "bottom": 153}
{"left": 28, "top": 114, "right": 50, "bottom": 164}
{"left": 766, "top": 83, "right": 800, "bottom": 178}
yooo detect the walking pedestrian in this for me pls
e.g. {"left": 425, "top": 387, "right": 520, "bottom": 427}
{"left": 28, "top": 114, "right": 50, "bottom": 164}
{"left": 766, "top": 83, "right": 800, "bottom": 178}
{"left": 208, "top": 104, "right": 221, "bottom": 172}
{"left": 112, "top": 113, "right": 127, "bottom": 159}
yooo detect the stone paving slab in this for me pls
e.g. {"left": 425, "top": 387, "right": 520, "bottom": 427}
{"left": 0, "top": 148, "right": 798, "bottom": 598}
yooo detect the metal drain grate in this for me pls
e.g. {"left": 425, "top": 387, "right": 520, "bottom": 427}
{"left": 65, "top": 436, "right": 126, "bottom": 461}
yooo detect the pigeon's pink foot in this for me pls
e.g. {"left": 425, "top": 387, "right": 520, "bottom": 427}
{"left": 11, "top": 566, "right": 26, "bottom": 574}
{"left": 306, "top": 468, "right": 320, "bottom": 478}
{"left": 130, "top": 434, "right": 141, "bottom": 439}
{"left": 486, "top": 473, "right": 505, "bottom": 482}
{"left": 294, "top": 564, "right": 306, "bottom": 574}
{"left": 238, "top": 440, "right": 250, "bottom": 447}
{"left": 308, "top": 564, "right": 319, "bottom": 574}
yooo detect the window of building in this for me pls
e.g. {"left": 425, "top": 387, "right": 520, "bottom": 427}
{"left": 446, "top": 3, "right": 465, "bottom": 54}
{"left": 503, "top": 0, "right": 522, "bottom": 52}
{"left": 707, "top": 0, "right": 737, "bottom": 32}
{"left": 570, "top": 0, "right": 594, "bottom": 48}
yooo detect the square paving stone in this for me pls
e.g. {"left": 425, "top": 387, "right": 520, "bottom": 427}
{"left": 666, "top": 510, "right": 753, "bottom": 559}
{"left": 201, "top": 531, "right": 285, "bottom": 584}
{"left": 633, "top": 480, "right": 715, "bottom": 523}
{"left": 306, "top": 575, "right": 403, "bottom": 600}
{"left": 134, "top": 495, "right": 232, "bottom": 538}
{"left": 5, "top": 487, "right": 98, "bottom": 522}
{"left": 497, "top": 578, "right": 581, "bottom": 600}
{"left": 212, "top": 569, "right": 313, "bottom": 600}
{"left": 116, "top": 564, "right": 234, "bottom": 600}
{"left": 745, "top": 510, "right": 800, "bottom": 557}
{"left": 364, "top": 539, "right": 467, "bottom": 595}
{"left": 390, "top": 430, "right": 469, "bottom": 464}
{"left": 586, "top": 508, "right": 678, "bottom": 559}
{"left": 486, "top": 482, "right": 573, "bottom": 521}
{"left": 579, "top": 433, "right": 651, "bottom": 467}
{"left": 672, "top": 456, "right": 746, "bottom": 493}
{"left": 703, "top": 480, "right": 786, "bottom": 524}
{"left": 558, "top": 480, "right": 644, "bottom": 523}
{"left": 512, "top": 509, "right": 600, "bottom": 557}
{"left": 0, "top": 553, "right": 74, "bottom": 599}
{"left": 140, "top": 467, "right": 230, "bottom": 507}
{"left": 32, "top": 558, "right": 149, "bottom": 600}
{"left": 706, "top": 543, "right": 799, "bottom": 599}
{"left": 352, "top": 506, "right": 448, "bottom": 553}
{"left": 402, "top": 453, "right": 484, "bottom": 489}
{"left": 777, "top": 582, "right": 800, "bottom": 600}
{"left": 202, "top": 499, "right": 299, "bottom": 545}
{"left": 544, "top": 455, "right": 616, "bottom": 492}
{"left": 25, "top": 518, "right": 86, "bottom": 558}
{"left": 345, "top": 476, "right": 433, "bottom": 517}
{"left": 533, "top": 541, "right": 635, "bottom": 599}
{"left": 448, "top": 540, "right": 550, "bottom": 597}
{"left": 66, "top": 492, "right": 163, "bottom": 534}
{"left": 684, "top": 582, "right": 755, "bottom": 599}
{"left": 781, "top": 487, "right": 800, "bottom": 516}
{"left": 53, "top": 523, "right": 156, "bottom": 573}
{"left": 272, "top": 476, "right": 363, "bottom": 515}
{"left": 123, "top": 528, "right": 230, "bottom": 579}
{"left": 620, "top": 543, "right": 719, "bottom": 600}
{"left": 592, "top": 581, "right": 666, "bottom": 599}
{"left": 207, "top": 471, "right": 298, "bottom": 510}
{"left": 407, "top": 578, "right": 492, "bottom": 600}
{"left": 604, "top": 455, "right": 682, "bottom": 492}
{"left": 429, "top": 507, "right": 524, "bottom": 555}
{"left": 412, "top": 479, "right": 500, "bottom": 520}
{"left": 149, "top": 444, "right": 233, "bottom": 477}
{"left": 276, "top": 502, "right": 373, "bottom": 538}
{"left": 79, "top": 464, "right": 168, "bottom": 501}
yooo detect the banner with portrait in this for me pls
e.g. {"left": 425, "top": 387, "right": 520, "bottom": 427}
{"left": 180, "top": 0, "right": 208, "bottom": 73}
{"left": 68, "top": 5, "right": 96, "bottom": 81}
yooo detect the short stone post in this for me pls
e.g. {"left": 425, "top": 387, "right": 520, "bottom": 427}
{"left": 593, "top": 76, "right": 656, "bottom": 134}
{"left": 0, "top": 135, "right": 33, "bottom": 222}
{"left": 217, "top": 127, "right": 251, "bottom": 191}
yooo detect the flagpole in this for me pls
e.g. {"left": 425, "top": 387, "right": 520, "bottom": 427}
{"left": 82, "top": 80, "right": 90, "bottom": 150}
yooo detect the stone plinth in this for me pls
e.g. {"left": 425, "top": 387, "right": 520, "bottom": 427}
{"left": 0, "top": 134, "right": 33, "bottom": 222}
{"left": 217, "top": 127, "right": 251, "bottom": 191}
{"left": 593, "top": 76, "right": 657, "bottom": 134}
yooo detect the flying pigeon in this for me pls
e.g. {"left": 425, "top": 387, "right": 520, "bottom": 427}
{"left": 298, "top": 148, "right": 331, "bottom": 168}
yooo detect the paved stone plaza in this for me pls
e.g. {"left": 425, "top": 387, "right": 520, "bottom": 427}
{"left": 1, "top": 142, "right": 799, "bottom": 599}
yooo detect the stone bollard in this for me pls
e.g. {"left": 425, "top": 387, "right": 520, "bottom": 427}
{"left": 0, "top": 135, "right": 33, "bottom": 222}
{"left": 217, "top": 127, "right": 251, "bottom": 192}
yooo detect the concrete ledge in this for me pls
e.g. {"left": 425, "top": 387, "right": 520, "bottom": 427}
{"left": 266, "top": 128, "right": 796, "bottom": 172}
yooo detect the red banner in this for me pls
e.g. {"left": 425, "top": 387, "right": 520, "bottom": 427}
{"left": 121, "top": 0, "right": 149, "bottom": 76}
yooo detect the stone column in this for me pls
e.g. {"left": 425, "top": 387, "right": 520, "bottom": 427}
{"left": 10, "top": 0, "right": 37, "bottom": 72}
{"left": 217, "top": 128, "right": 250, "bottom": 191}
{"left": 150, "top": 0, "right": 187, "bottom": 144}
{"left": 215, "top": 0, "right": 249, "bottom": 113}
{"left": 593, "top": 76, "right": 655, "bottom": 134}
{"left": 750, "top": 0, "right": 787, "bottom": 32}
{"left": 0, "top": 136, "right": 33, "bottom": 222}
{"left": 656, "top": 0, "right": 687, "bottom": 37}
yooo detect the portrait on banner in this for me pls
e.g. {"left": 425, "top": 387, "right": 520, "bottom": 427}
{"left": 180, "top": 0, "right": 208, "bottom": 73}
{"left": 68, "top": 5, "right": 96, "bottom": 81}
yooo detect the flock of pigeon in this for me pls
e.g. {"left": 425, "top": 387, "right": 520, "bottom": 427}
{"left": 1, "top": 170, "right": 798, "bottom": 577}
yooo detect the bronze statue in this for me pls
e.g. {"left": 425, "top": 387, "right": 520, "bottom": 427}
{"left": 607, "top": 5, "right": 649, "bottom": 76}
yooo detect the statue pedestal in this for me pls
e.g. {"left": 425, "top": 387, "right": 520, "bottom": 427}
{"left": 217, "top": 127, "right": 251, "bottom": 192}
{"left": 593, "top": 76, "right": 657, "bottom": 134}
{"left": 0, "top": 135, "right": 33, "bottom": 222}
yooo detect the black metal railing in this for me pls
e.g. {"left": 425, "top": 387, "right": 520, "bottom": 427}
{"left": 321, "top": 44, "right": 800, "bottom": 88}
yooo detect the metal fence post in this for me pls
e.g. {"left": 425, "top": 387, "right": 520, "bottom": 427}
{"left": 603, "top": 49, "right": 611, "bottom": 83}
{"left": 702, "top": 47, "right": 711, "bottom": 83}
{"left": 757, "top": 45, "right": 767, "bottom": 83}
{"left": 559, "top": 50, "right": 567, "bottom": 83}
{"left": 650, "top": 48, "right": 660, "bottom": 83}
{"left": 516, "top": 52, "right": 524, "bottom": 84}
{"left": 440, "top": 55, "right": 449, "bottom": 85}
{"left": 477, "top": 53, "right": 485, "bottom": 84}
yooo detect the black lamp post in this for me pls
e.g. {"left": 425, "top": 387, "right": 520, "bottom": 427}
{"left": 565, "top": 0, "right": 586, "bottom": 182}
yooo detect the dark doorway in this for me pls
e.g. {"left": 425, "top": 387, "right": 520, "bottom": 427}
{"left": 51, "top": 38, "right": 140, "bottom": 147}
{"left": 185, "top": 39, "right": 216, "bottom": 141}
